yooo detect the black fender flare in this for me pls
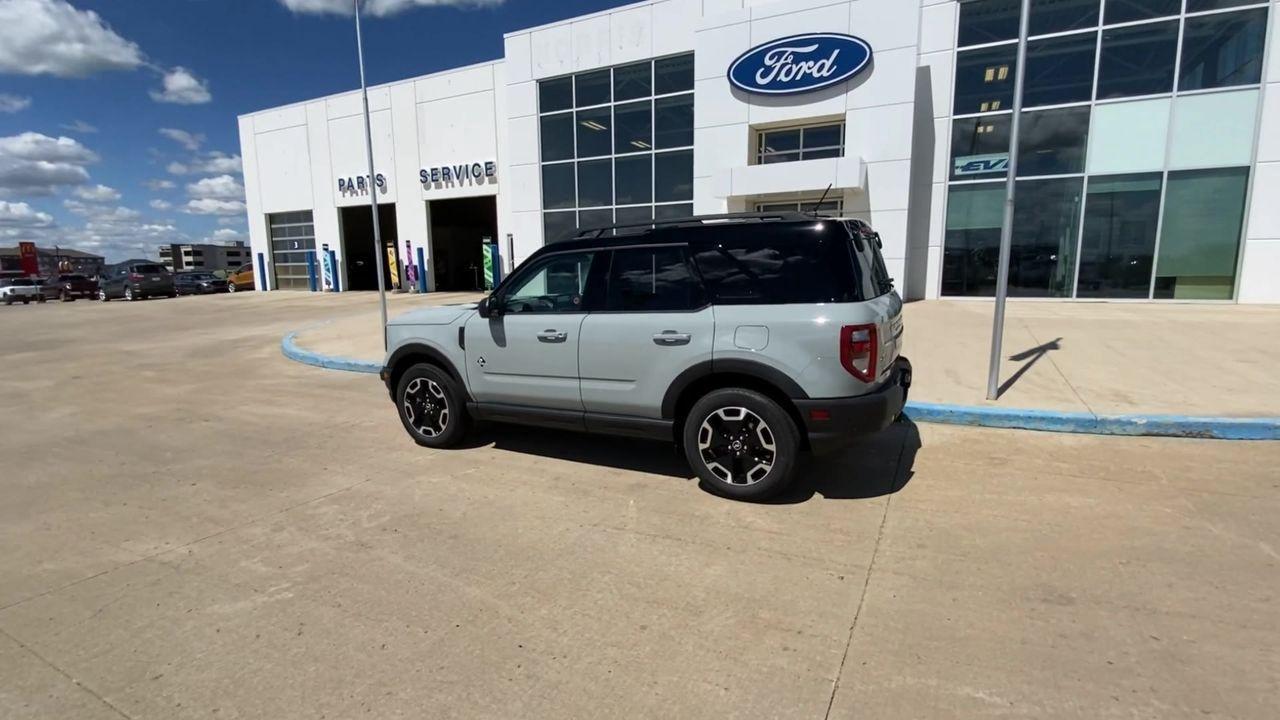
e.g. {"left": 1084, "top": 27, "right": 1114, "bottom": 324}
{"left": 383, "top": 342, "right": 469, "bottom": 400}
{"left": 661, "top": 358, "right": 808, "bottom": 420}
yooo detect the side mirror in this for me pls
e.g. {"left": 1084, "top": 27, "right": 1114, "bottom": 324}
{"left": 477, "top": 295, "right": 500, "bottom": 318}
{"left": 873, "top": 232, "right": 883, "bottom": 250}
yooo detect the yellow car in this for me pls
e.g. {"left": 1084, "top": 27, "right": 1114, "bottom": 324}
{"left": 226, "top": 263, "right": 255, "bottom": 292}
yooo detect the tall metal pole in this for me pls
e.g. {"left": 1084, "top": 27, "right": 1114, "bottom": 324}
{"left": 985, "top": 0, "right": 1031, "bottom": 400}
{"left": 354, "top": 0, "right": 389, "bottom": 349}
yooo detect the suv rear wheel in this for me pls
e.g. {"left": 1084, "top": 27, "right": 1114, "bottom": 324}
{"left": 395, "top": 363, "right": 469, "bottom": 448}
{"left": 682, "top": 388, "right": 800, "bottom": 501}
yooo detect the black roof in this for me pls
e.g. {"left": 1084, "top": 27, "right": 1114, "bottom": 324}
{"left": 534, "top": 211, "right": 857, "bottom": 258}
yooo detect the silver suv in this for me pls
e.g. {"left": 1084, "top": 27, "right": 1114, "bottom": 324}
{"left": 381, "top": 213, "right": 911, "bottom": 501}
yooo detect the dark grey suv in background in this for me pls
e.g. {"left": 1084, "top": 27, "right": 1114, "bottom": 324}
{"left": 99, "top": 262, "right": 176, "bottom": 301}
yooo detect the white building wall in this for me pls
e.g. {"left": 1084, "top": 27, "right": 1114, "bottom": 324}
{"left": 1238, "top": 0, "right": 1280, "bottom": 303}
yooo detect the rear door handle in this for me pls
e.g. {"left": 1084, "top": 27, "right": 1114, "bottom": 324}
{"left": 537, "top": 329, "right": 568, "bottom": 343}
{"left": 652, "top": 331, "right": 691, "bottom": 346}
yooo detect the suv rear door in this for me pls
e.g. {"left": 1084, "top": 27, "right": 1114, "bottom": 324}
{"left": 579, "top": 242, "right": 713, "bottom": 421}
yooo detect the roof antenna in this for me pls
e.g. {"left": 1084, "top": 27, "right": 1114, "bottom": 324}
{"left": 811, "top": 183, "right": 833, "bottom": 217}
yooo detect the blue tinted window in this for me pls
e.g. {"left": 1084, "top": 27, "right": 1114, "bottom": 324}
{"left": 1105, "top": 0, "right": 1180, "bottom": 24}
{"left": 954, "top": 45, "right": 1018, "bottom": 115}
{"left": 1097, "top": 21, "right": 1178, "bottom": 99}
{"left": 1023, "top": 32, "right": 1097, "bottom": 107}
{"left": 1030, "top": 0, "right": 1098, "bottom": 36}
{"left": 1179, "top": 9, "right": 1268, "bottom": 91}
{"left": 959, "top": 0, "right": 1021, "bottom": 47}
{"left": 1017, "top": 106, "right": 1090, "bottom": 176}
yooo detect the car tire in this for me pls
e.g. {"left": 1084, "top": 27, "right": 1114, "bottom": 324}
{"left": 227, "top": 283, "right": 237, "bottom": 293}
{"left": 60, "top": 290, "right": 72, "bottom": 302}
{"left": 36, "top": 295, "right": 45, "bottom": 303}
{"left": 167, "top": 291, "right": 177, "bottom": 298}
{"left": 99, "top": 289, "right": 109, "bottom": 302}
{"left": 395, "top": 363, "right": 469, "bottom": 449}
{"left": 2, "top": 296, "right": 10, "bottom": 305}
{"left": 124, "top": 287, "right": 134, "bottom": 301}
{"left": 682, "top": 388, "right": 800, "bottom": 502}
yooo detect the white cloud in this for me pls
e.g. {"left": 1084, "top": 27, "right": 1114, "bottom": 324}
{"left": 149, "top": 198, "right": 172, "bottom": 211}
{"left": 158, "top": 127, "right": 205, "bottom": 151}
{"left": 60, "top": 120, "right": 98, "bottom": 134}
{"left": 0, "top": 132, "right": 97, "bottom": 195}
{"left": 150, "top": 66, "right": 211, "bottom": 105}
{"left": 0, "top": 0, "right": 144, "bottom": 78}
{"left": 166, "top": 152, "right": 242, "bottom": 176}
{"left": 63, "top": 200, "right": 138, "bottom": 221}
{"left": 144, "top": 178, "right": 175, "bottom": 190}
{"left": 206, "top": 227, "right": 246, "bottom": 244}
{"left": 186, "top": 174, "right": 244, "bottom": 200}
{"left": 0, "top": 200, "right": 54, "bottom": 227}
{"left": 73, "top": 183, "right": 120, "bottom": 202}
{"left": 279, "top": 0, "right": 504, "bottom": 17}
{"left": 184, "top": 198, "right": 246, "bottom": 216}
{"left": 0, "top": 94, "right": 31, "bottom": 113}
{"left": 217, "top": 215, "right": 245, "bottom": 226}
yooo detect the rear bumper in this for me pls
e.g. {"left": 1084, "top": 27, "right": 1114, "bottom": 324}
{"left": 794, "top": 356, "right": 912, "bottom": 455}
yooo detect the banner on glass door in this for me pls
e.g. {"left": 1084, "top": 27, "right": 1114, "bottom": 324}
{"left": 953, "top": 153, "right": 1009, "bottom": 176}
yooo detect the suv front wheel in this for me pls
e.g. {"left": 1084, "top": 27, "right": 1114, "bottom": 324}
{"left": 395, "top": 363, "right": 469, "bottom": 448}
{"left": 683, "top": 388, "right": 800, "bottom": 501}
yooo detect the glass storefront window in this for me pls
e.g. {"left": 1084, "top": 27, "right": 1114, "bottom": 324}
{"left": 541, "top": 164, "right": 575, "bottom": 210}
{"left": 959, "top": 0, "right": 1021, "bottom": 47}
{"left": 1186, "top": 0, "right": 1259, "bottom": 10}
{"left": 955, "top": 45, "right": 1017, "bottom": 115}
{"left": 614, "top": 100, "right": 652, "bottom": 153}
{"left": 1087, "top": 98, "right": 1170, "bottom": 174}
{"left": 1017, "top": 106, "right": 1090, "bottom": 176}
{"left": 942, "top": 183, "right": 1005, "bottom": 297}
{"left": 543, "top": 211, "right": 577, "bottom": 243}
{"left": 1154, "top": 167, "right": 1249, "bottom": 299}
{"left": 575, "top": 69, "right": 610, "bottom": 107}
{"left": 1010, "top": 177, "right": 1083, "bottom": 297}
{"left": 615, "top": 205, "right": 653, "bottom": 226}
{"left": 654, "top": 94, "right": 693, "bottom": 149}
{"left": 1169, "top": 89, "right": 1259, "bottom": 169}
{"left": 575, "top": 107, "right": 611, "bottom": 158}
{"left": 950, "top": 115, "right": 1011, "bottom": 180}
{"left": 1105, "top": 0, "right": 1181, "bottom": 25}
{"left": 1030, "top": 0, "right": 1099, "bottom": 36}
{"left": 539, "top": 77, "right": 572, "bottom": 113}
{"left": 1178, "top": 8, "right": 1268, "bottom": 91}
{"left": 613, "top": 62, "right": 651, "bottom": 102}
{"left": 576, "top": 159, "right": 613, "bottom": 207}
{"left": 756, "top": 123, "right": 845, "bottom": 164}
{"left": 269, "top": 211, "right": 315, "bottom": 290}
{"left": 614, "top": 154, "right": 652, "bottom": 205}
{"left": 1023, "top": 32, "right": 1097, "bottom": 108}
{"left": 578, "top": 208, "right": 614, "bottom": 229}
{"left": 654, "top": 150, "right": 693, "bottom": 202}
{"left": 1077, "top": 174, "right": 1162, "bottom": 298}
{"left": 654, "top": 203, "right": 693, "bottom": 220}
{"left": 539, "top": 113, "right": 573, "bottom": 162}
{"left": 654, "top": 54, "right": 694, "bottom": 95}
{"left": 1097, "top": 20, "right": 1178, "bottom": 99}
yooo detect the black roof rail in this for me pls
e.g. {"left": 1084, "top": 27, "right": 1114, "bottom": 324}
{"left": 569, "top": 211, "right": 818, "bottom": 241}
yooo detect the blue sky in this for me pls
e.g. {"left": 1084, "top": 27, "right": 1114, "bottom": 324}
{"left": 0, "top": 0, "right": 630, "bottom": 262}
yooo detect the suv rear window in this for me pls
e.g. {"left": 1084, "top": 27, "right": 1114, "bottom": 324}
{"left": 133, "top": 264, "right": 166, "bottom": 274}
{"left": 684, "top": 222, "right": 862, "bottom": 304}
{"left": 845, "top": 221, "right": 894, "bottom": 299}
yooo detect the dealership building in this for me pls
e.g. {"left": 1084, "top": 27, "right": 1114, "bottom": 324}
{"left": 238, "top": 0, "right": 1280, "bottom": 302}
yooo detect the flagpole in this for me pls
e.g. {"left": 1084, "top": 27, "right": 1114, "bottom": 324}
{"left": 985, "top": 0, "right": 1031, "bottom": 400}
{"left": 354, "top": 0, "right": 389, "bottom": 349}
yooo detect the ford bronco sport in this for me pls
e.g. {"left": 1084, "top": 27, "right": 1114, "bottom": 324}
{"left": 381, "top": 212, "right": 911, "bottom": 501}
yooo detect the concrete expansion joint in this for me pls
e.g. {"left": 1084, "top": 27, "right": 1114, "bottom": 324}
{"left": 280, "top": 325, "right": 1280, "bottom": 441}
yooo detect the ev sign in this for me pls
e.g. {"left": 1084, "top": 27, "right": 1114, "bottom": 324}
{"left": 728, "top": 33, "right": 873, "bottom": 95}
{"left": 954, "top": 153, "right": 1010, "bottom": 176}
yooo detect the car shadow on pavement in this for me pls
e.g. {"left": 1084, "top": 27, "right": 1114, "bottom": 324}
{"left": 466, "top": 418, "right": 921, "bottom": 504}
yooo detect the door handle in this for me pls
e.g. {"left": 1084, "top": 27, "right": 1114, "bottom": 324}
{"left": 537, "top": 329, "right": 568, "bottom": 343}
{"left": 652, "top": 331, "right": 692, "bottom": 346}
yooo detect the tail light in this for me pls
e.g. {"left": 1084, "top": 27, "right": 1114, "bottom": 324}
{"left": 840, "top": 323, "right": 878, "bottom": 383}
{"left": 129, "top": 272, "right": 142, "bottom": 281}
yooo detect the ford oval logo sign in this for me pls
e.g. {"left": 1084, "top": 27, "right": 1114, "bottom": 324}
{"left": 727, "top": 33, "right": 873, "bottom": 95}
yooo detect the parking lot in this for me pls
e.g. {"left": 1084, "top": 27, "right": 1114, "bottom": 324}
{"left": 1, "top": 293, "right": 1277, "bottom": 719}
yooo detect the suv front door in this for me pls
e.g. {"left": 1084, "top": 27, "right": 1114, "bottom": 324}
{"left": 579, "top": 244, "right": 713, "bottom": 420}
{"left": 463, "top": 250, "right": 597, "bottom": 411}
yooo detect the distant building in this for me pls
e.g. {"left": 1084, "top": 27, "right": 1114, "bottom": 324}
{"left": 159, "top": 242, "right": 252, "bottom": 272}
{"left": 0, "top": 246, "right": 105, "bottom": 277}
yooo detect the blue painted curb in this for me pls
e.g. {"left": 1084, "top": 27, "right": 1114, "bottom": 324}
{"left": 281, "top": 331, "right": 380, "bottom": 375}
{"left": 281, "top": 329, "right": 1279, "bottom": 441}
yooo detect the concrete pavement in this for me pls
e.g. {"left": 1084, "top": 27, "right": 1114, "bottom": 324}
{"left": 1, "top": 292, "right": 1277, "bottom": 719}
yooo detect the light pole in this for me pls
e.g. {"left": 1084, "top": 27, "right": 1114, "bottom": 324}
{"left": 985, "top": 0, "right": 1031, "bottom": 400}
{"left": 353, "top": 0, "right": 389, "bottom": 349}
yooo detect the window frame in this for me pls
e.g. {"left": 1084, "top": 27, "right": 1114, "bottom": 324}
{"left": 754, "top": 122, "right": 846, "bottom": 165}
{"left": 595, "top": 244, "right": 709, "bottom": 314}
{"left": 493, "top": 249, "right": 602, "bottom": 316}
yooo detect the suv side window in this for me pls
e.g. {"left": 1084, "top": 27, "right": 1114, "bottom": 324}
{"left": 500, "top": 251, "right": 595, "bottom": 314}
{"left": 687, "top": 223, "right": 861, "bottom": 305}
{"left": 604, "top": 246, "right": 702, "bottom": 312}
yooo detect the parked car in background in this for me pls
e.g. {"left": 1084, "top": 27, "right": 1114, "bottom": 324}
{"left": 174, "top": 271, "right": 229, "bottom": 295}
{"left": 226, "top": 263, "right": 255, "bottom": 292}
{"left": 39, "top": 274, "right": 98, "bottom": 302}
{"left": 98, "top": 262, "right": 175, "bottom": 301}
{"left": 1, "top": 277, "right": 44, "bottom": 305}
